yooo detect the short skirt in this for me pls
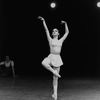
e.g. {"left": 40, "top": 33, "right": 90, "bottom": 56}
{"left": 43, "top": 54, "right": 63, "bottom": 67}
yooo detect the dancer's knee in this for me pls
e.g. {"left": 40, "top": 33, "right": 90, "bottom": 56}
{"left": 53, "top": 75, "right": 58, "bottom": 80}
{"left": 41, "top": 60, "right": 44, "bottom": 66}
{"left": 41, "top": 59, "right": 50, "bottom": 67}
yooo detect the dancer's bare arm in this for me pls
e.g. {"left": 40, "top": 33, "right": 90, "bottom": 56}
{"left": 11, "top": 61, "right": 14, "bottom": 67}
{"left": 0, "top": 62, "right": 5, "bottom": 65}
{"left": 11, "top": 61, "right": 16, "bottom": 77}
{"left": 60, "top": 21, "right": 69, "bottom": 42}
{"left": 38, "top": 16, "right": 52, "bottom": 41}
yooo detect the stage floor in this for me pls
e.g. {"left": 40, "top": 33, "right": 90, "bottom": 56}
{"left": 0, "top": 77, "right": 100, "bottom": 100}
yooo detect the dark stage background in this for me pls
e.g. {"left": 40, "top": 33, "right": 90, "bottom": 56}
{"left": 0, "top": 0, "right": 100, "bottom": 79}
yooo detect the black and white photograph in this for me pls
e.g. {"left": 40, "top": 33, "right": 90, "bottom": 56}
{"left": 0, "top": 0, "right": 100, "bottom": 100}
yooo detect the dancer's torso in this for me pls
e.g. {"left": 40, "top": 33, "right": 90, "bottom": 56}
{"left": 4, "top": 61, "right": 11, "bottom": 67}
{"left": 49, "top": 39, "right": 62, "bottom": 55}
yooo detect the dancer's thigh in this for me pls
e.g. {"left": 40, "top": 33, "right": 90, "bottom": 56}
{"left": 53, "top": 67, "right": 60, "bottom": 74}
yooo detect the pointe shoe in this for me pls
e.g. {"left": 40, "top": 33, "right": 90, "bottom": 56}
{"left": 52, "top": 94, "right": 57, "bottom": 100}
{"left": 53, "top": 70, "right": 61, "bottom": 78}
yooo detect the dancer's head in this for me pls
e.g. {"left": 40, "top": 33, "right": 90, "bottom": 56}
{"left": 5, "top": 56, "right": 10, "bottom": 61}
{"left": 52, "top": 28, "right": 59, "bottom": 39}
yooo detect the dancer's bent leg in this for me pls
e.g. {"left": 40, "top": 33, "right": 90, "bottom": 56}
{"left": 42, "top": 60, "right": 61, "bottom": 78}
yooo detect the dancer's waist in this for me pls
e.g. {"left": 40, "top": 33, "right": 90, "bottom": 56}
{"left": 50, "top": 52, "right": 60, "bottom": 55}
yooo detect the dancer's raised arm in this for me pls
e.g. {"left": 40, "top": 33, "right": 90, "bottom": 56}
{"left": 38, "top": 16, "right": 52, "bottom": 41}
{"left": 60, "top": 21, "right": 69, "bottom": 42}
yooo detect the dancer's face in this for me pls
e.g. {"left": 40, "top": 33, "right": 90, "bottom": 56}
{"left": 6, "top": 56, "right": 9, "bottom": 61}
{"left": 52, "top": 29, "right": 59, "bottom": 38}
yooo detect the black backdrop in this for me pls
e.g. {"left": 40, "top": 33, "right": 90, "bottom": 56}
{"left": 1, "top": 0, "right": 100, "bottom": 78}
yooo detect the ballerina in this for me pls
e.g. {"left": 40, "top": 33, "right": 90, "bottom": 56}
{"left": 38, "top": 16, "right": 69, "bottom": 100}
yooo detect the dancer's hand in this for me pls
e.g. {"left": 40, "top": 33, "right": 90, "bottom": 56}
{"left": 38, "top": 16, "right": 44, "bottom": 21}
{"left": 61, "top": 20, "right": 66, "bottom": 24}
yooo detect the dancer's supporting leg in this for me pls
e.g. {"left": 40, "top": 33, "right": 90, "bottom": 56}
{"left": 52, "top": 67, "right": 60, "bottom": 100}
{"left": 42, "top": 60, "right": 61, "bottom": 78}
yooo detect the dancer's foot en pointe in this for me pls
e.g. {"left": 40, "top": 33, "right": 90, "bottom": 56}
{"left": 53, "top": 70, "right": 61, "bottom": 78}
{"left": 52, "top": 93, "right": 57, "bottom": 100}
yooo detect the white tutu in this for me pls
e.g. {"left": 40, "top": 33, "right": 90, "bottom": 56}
{"left": 43, "top": 54, "right": 63, "bottom": 67}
